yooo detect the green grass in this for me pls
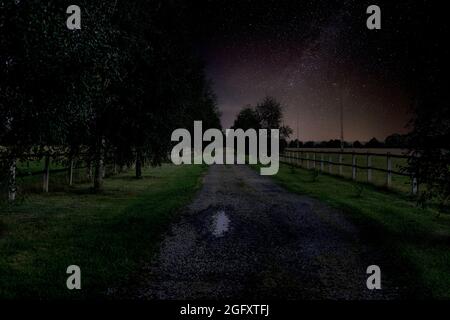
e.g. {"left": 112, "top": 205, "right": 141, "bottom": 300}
{"left": 16, "top": 159, "right": 65, "bottom": 174}
{"left": 282, "top": 153, "right": 412, "bottom": 193}
{"left": 1, "top": 159, "right": 90, "bottom": 196}
{"left": 0, "top": 164, "right": 206, "bottom": 299}
{"left": 261, "top": 163, "right": 450, "bottom": 299}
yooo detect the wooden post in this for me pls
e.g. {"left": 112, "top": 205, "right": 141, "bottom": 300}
{"left": 328, "top": 155, "right": 333, "bottom": 174}
{"left": 339, "top": 153, "right": 343, "bottom": 176}
{"left": 86, "top": 159, "right": 93, "bottom": 181}
{"left": 367, "top": 153, "right": 372, "bottom": 182}
{"left": 411, "top": 176, "right": 418, "bottom": 195}
{"left": 386, "top": 152, "right": 392, "bottom": 187}
{"left": 312, "top": 152, "right": 316, "bottom": 169}
{"left": 43, "top": 154, "right": 50, "bottom": 193}
{"left": 102, "top": 155, "right": 106, "bottom": 178}
{"left": 320, "top": 154, "right": 324, "bottom": 171}
{"left": 8, "top": 158, "right": 17, "bottom": 201}
{"left": 68, "top": 158, "right": 74, "bottom": 186}
{"left": 306, "top": 153, "right": 310, "bottom": 169}
{"left": 300, "top": 151, "right": 303, "bottom": 167}
{"left": 113, "top": 160, "right": 117, "bottom": 175}
{"left": 94, "top": 153, "right": 104, "bottom": 192}
{"left": 352, "top": 152, "right": 357, "bottom": 180}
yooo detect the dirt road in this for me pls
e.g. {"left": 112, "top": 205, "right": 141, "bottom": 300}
{"left": 117, "top": 165, "right": 402, "bottom": 299}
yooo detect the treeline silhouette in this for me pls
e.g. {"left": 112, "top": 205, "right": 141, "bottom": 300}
{"left": 288, "top": 133, "right": 410, "bottom": 149}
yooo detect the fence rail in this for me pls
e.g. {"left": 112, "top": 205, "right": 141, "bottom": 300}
{"left": 281, "top": 148, "right": 418, "bottom": 195}
{"left": 16, "top": 166, "right": 88, "bottom": 178}
{"left": 1, "top": 151, "right": 120, "bottom": 201}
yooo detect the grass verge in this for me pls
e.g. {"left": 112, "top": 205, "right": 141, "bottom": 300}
{"left": 0, "top": 164, "right": 206, "bottom": 299}
{"left": 259, "top": 163, "right": 450, "bottom": 299}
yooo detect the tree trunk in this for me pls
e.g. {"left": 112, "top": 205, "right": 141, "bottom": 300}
{"left": 93, "top": 152, "right": 104, "bottom": 192}
{"left": 113, "top": 159, "right": 117, "bottom": 175}
{"left": 8, "top": 158, "right": 17, "bottom": 202}
{"left": 68, "top": 158, "right": 74, "bottom": 186}
{"left": 87, "top": 160, "right": 93, "bottom": 181}
{"left": 135, "top": 150, "right": 142, "bottom": 179}
{"left": 43, "top": 154, "right": 50, "bottom": 193}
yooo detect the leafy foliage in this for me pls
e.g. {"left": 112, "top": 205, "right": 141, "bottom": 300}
{"left": 232, "top": 96, "right": 292, "bottom": 147}
{"left": 408, "top": 96, "right": 450, "bottom": 213}
{"left": 0, "top": 0, "right": 221, "bottom": 190}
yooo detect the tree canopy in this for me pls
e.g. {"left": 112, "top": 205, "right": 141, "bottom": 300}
{"left": 0, "top": 0, "right": 221, "bottom": 192}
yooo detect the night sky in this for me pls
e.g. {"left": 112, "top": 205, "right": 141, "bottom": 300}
{"left": 188, "top": 0, "right": 445, "bottom": 142}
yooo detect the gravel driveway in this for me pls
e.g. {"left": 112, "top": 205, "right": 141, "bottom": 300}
{"left": 117, "top": 165, "right": 403, "bottom": 299}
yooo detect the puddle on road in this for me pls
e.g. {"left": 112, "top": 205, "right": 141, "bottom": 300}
{"left": 211, "top": 210, "right": 230, "bottom": 237}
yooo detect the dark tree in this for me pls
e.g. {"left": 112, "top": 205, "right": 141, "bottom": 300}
{"left": 365, "top": 138, "right": 383, "bottom": 148}
{"left": 288, "top": 140, "right": 303, "bottom": 148}
{"left": 304, "top": 141, "right": 315, "bottom": 148}
{"left": 232, "top": 97, "right": 292, "bottom": 153}
{"left": 255, "top": 97, "right": 293, "bottom": 148}
{"left": 408, "top": 96, "right": 450, "bottom": 213}
{"left": 232, "top": 106, "right": 260, "bottom": 130}
{"left": 385, "top": 133, "right": 409, "bottom": 148}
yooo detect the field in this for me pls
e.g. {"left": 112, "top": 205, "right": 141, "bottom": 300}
{"left": 263, "top": 163, "right": 450, "bottom": 298}
{"left": 283, "top": 148, "right": 412, "bottom": 194}
{"left": 0, "top": 164, "right": 206, "bottom": 299}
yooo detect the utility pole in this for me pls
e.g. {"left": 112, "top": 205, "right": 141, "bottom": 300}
{"left": 296, "top": 111, "right": 300, "bottom": 149}
{"left": 340, "top": 84, "right": 344, "bottom": 151}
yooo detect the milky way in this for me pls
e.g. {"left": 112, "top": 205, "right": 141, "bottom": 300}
{"left": 190, "top": 0, "right": 445, "bottom": 142}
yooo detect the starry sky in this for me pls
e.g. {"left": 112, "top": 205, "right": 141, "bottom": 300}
{"left": 189, "top": 0, "right": 444, "bottom": 142}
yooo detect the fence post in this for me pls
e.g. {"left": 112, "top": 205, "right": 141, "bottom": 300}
{"left": 8, "top": 158, "right": 17, "bottom": 201}
{"left": 352, "top": 152, "right": 357, "bottom": 180}
{"left": 339, "top": 153, "right": 343, "bottom": 176}
{"left": 367, "top": 153, "right": 372, "bottom": 182}
{"left": 102, "top": 156, "right": 106, "bottom": 178}
{"left": 328, "top": 155, "right": 333, "bottom": 174}
{"left": 88, "top": 161, "right": 93, "bottom": 181}
{"left": 320, "top": 154, "right": 324, "bottom": 171}
{"left": 43, "top": 153, "right": 50, "bottom": 193}
{"left": 312, "top": 152, "right": 316, "bottom": 169}
{"left": 411, "top": 176, "right": 418, "bottom": 195}
{"left": 386, "top": 152, "right": 392, "bottom": 187}
{"left": 68, "top": 158, "right": 74, "bottom": 186}
{"left": 113, "top": 159, "right": 117, "bottom": 175}
{"left": 300, "top": 151, "right": 303, "bottom": 167}
{"left": 306, "top": 153, "right": 310, "bottom": 169}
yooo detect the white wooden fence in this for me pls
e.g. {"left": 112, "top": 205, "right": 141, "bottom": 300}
{"left": 281, "top": 148, "right": 418, "bottom": 195}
